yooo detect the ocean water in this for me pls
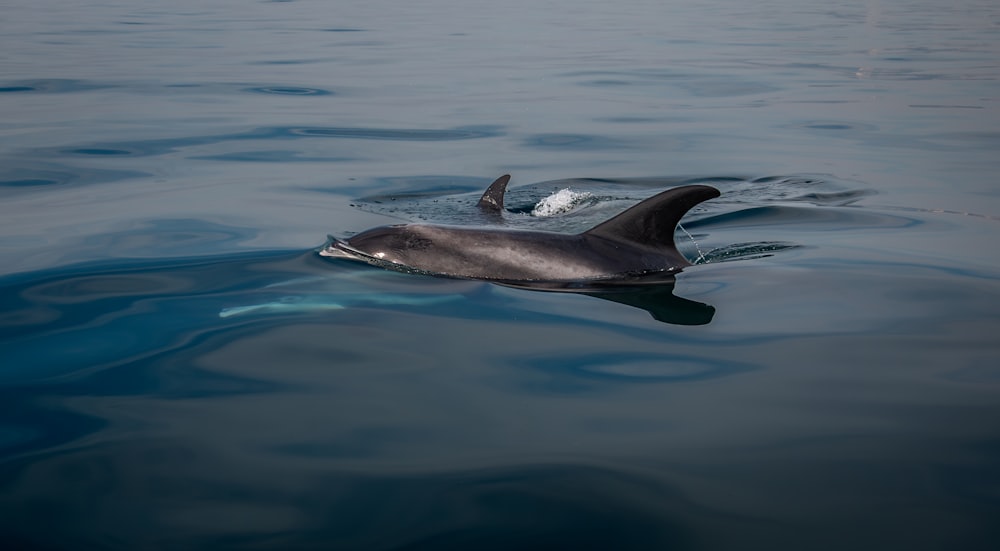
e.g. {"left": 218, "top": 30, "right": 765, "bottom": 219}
{"left": 2, "top": 0, "right": 1000, "bottom": 549}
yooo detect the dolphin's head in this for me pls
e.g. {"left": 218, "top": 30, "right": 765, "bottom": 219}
{"left": 321, "top": 225, "right": 432, "bottom": 267}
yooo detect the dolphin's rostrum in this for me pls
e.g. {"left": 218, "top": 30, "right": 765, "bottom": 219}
{"left": 321, "top": 175, "right": 720, "bottom": 289}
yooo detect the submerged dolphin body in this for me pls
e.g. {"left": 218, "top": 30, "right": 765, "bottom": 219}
{"left": 322, "top": 175, "right": 720, "bottom": 288}
{"left": 219, "top": 292, "right": 464, "bottom": 318}
{"left": 218, "top": 273, "right": 468, "bottom": 319}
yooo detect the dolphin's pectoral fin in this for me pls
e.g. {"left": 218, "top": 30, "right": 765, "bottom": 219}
{"left": 477, "top": 174, "right": 511, "bottom": 212}
{"left": 583, "top": 184, "right": 721, "bottom": 262}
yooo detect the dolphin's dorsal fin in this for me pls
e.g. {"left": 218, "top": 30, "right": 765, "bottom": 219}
{"left": 477, "top": 174, "right": 511, "bottom": 211}
{"left": 583, "top": 184, "right": 720, "bottom": 253}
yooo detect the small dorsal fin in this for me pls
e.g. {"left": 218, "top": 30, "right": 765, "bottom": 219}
{"left": 477, "top": 174, "right": 511, "bottom": 211}
{"left": 583, "top": 184, "right": 720, "bottom": 253}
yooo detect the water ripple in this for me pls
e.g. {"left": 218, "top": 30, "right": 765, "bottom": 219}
{"left": 522, "top": 133, "right": 626, "bottom": 150}
{"left": 0, "top": 79, "right": 117, "bottom": 93}
{"left": 0, "top": 163, "right": 148, "bottom": 189}
{"left": 564, "top": 69, "right": 780, "bottom": 98}
{"left": 243, "top": 86, "right": 333, "bottom": 96}
{"left": 687, "top": 205, "right": 923, "bottom": 231}
{"left": 42, "top": 125, "right": 503, "bottom": 159}
{"left": 512, "top": 352, "right": 757, "bottom": 394}
{"left": 287, "top": 125, "right": 502, "bottom": 141}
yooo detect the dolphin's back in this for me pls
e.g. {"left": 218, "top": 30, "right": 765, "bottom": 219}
{"left": 393, "top": 226, "right": 631, "bottom": 281}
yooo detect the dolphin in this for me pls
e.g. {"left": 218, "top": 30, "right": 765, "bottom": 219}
{"left": 320, "top": 175, "right": 720, "bottom": 289}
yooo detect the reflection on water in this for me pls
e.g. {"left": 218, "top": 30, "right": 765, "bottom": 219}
{"left": 3, "top": 178, "right": 1000, "bottom": 549}
{"left": 582, "top": 285, "right": 715, "bottom": 325}
{"left": 2, "top": 184, "right": 1000, "bottom": 547}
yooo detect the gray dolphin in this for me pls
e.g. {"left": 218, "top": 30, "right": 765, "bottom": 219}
{"left": 321, "top": 175, "right": 720, "bottom": 288}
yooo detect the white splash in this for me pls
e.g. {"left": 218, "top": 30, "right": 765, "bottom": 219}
{"left": 678, "top": 223, "right": 708, "bottom": 264}
{"left": 531, "top": 188, "right": 593, "bottom": 217}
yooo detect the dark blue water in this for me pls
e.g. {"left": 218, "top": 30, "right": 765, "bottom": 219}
{"left": 3, "top": 1, "right": 1000, "bottom": 549}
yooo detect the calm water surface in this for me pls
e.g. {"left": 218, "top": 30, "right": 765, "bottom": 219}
{"left": 2, "top": 1, "right": 1000, "bottom": 549}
